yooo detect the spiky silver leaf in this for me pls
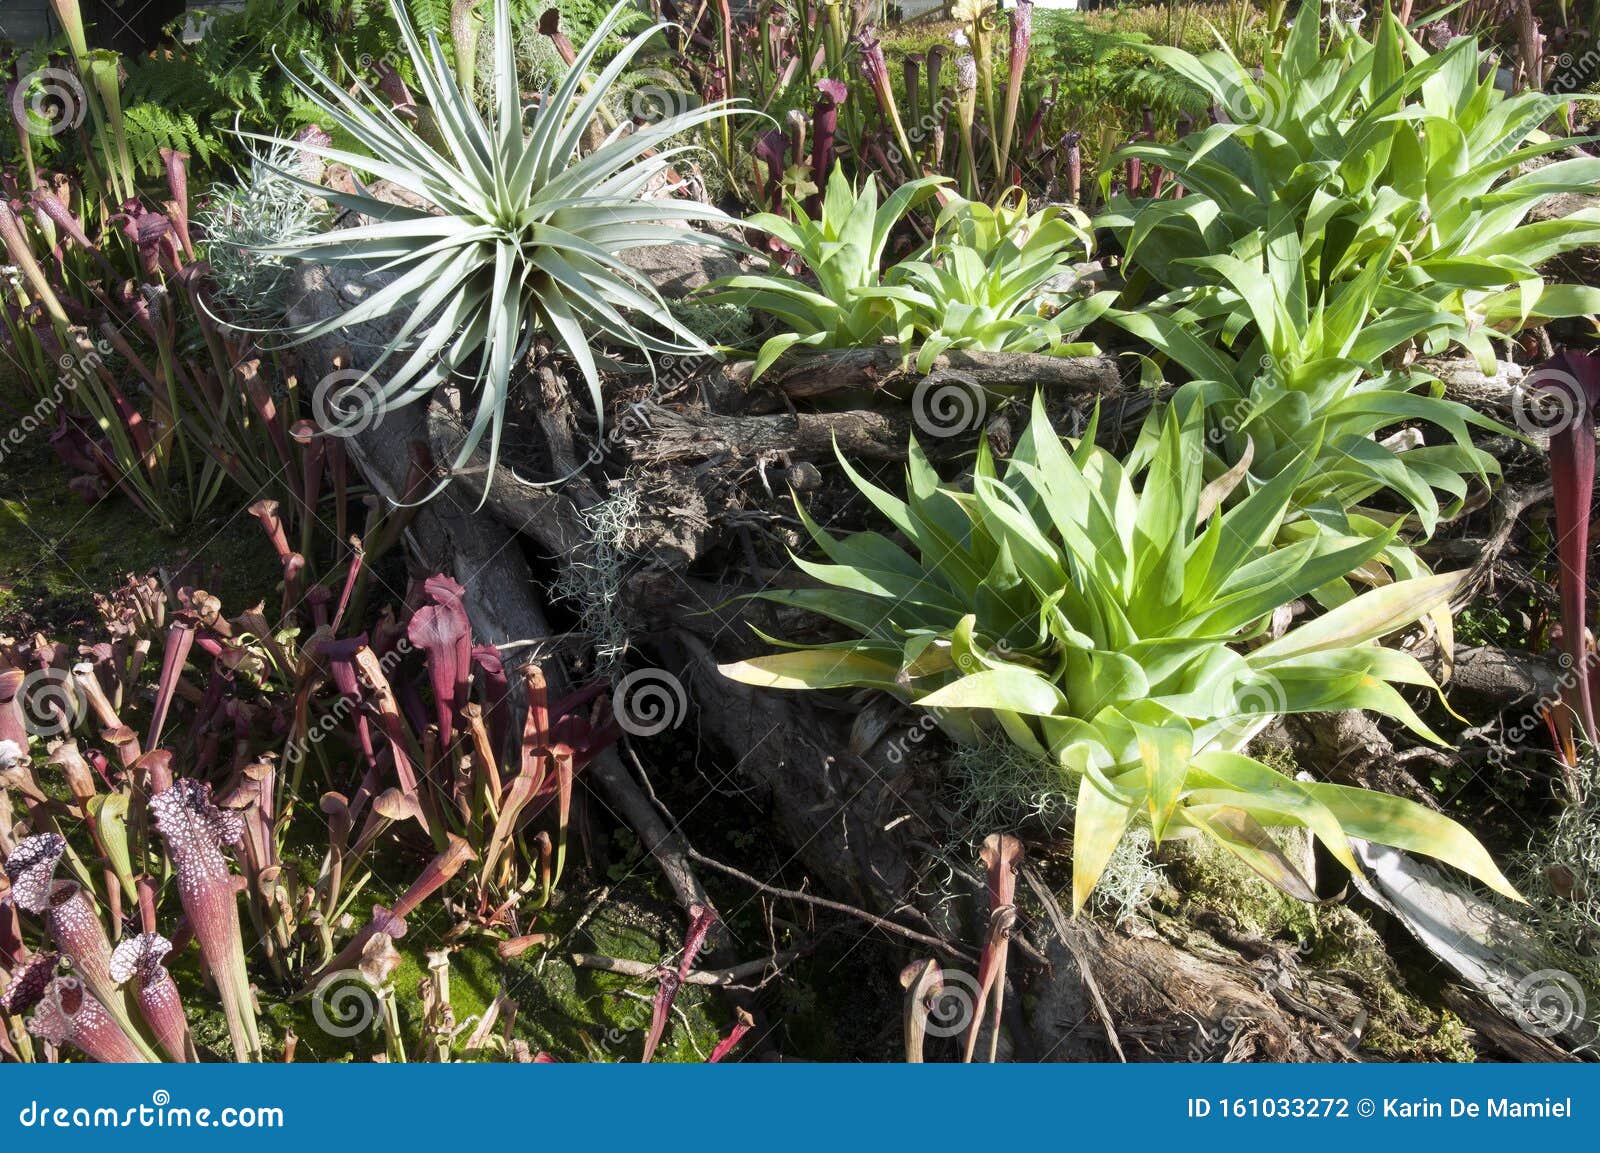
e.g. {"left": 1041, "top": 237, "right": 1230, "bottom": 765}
{"left": 248, "top": 0, "right": 743, "bottom": 496}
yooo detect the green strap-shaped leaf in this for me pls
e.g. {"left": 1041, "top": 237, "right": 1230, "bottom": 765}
{"left": 1253, "top": 569, "right": 1465, "bottom": 663}
{"left": 1071, "top": 761, "right": 1138, "bottom": 914}
{"left": 1184, "top": 804, "right": 1320, "bottom": 902}
{"left": 1302, "top": 780, "right": 1521, "bottom": 900}
{"left": 719, "top": 651, "right": 903, "bottom": 693}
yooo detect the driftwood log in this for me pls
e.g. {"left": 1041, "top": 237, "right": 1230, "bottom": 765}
{"left": 1417, "top": 356, "right": 1526, "bottom": 415}
{"left": 625, "top": 403, "right": 921, "bottom": 464}
{"left": 747, "top": 345, "right": 1125, "bottom": 399}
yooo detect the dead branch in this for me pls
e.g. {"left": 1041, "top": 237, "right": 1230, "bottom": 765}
{"left": 570, "top": 950, "right": 802, "bottom": 985}
{"left": 745, "top": 346, "right": 1123, "bottom": 399}
{"left": 684, "top": 847, "right": 977, "bottom": 963}
{"left": 625, "top": 403, "right": 921, "bottom": 464}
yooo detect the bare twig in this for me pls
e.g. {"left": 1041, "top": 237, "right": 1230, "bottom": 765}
{"left": 570, "top": 950, "right": 802, "bottom": 985}
{"left": 1455, "top": 481, "right": 1554, "bottom": 609}
{"left": 1021, "top": 866, "right": 1126, "bottom": 1062}
{"left": 685, "top": 848, "right": 977, "bottom": 962}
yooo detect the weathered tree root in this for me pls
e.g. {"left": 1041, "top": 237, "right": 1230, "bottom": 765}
{"left": 747, "top": 346, "right": 1124, "bottom": 399}
{"left": 1416, "top": 356, "right": 1527, "bottom": 415}
{"left": 422, "top": 337, "right": 1554, "bottom": 1063}
{"left": 285, "top": 264, "right": 713, "bottom": 922}
{"left": 625, "top": 403, "right": 923, "bottom": 464}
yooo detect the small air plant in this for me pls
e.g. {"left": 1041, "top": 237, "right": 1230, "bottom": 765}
{"left": 149, "top": 779, "right": 261, "bottom": 1062}
{"left": 251, "top": 0, "right": 744, "bottom": 490}
{"left": 199, "top": 133, "right": 329, "bottom": 330}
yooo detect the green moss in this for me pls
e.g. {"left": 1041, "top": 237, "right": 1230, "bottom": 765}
{"left": 1309, "top": 907, "right": 1477, "bottom": 1063}
{"left": 1170, "top": 838, "right": 1320, "bottom": 942}
{"left": 1172, "top": 842, "right": 1477, "bottom": 1061}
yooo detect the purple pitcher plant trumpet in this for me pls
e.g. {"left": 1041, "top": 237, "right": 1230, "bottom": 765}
{"left": 111, "top": 933, "right": 195, "bottom": 1061}
{"left": 149, "top": 778, "right": 261, "bottom": 1061}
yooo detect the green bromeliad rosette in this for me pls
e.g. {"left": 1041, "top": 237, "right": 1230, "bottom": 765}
{"left": 720, "top": 394, "right": 1517, "bottom": 911}
{"left": 1097, "top": 2, "right": 1599, "bottom": 587}
{"left": 710, "top": 167, "right": 1116, "bottom": 379}
{"left": 1103, "top": 1, "right": 1600, "bottom": 370}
